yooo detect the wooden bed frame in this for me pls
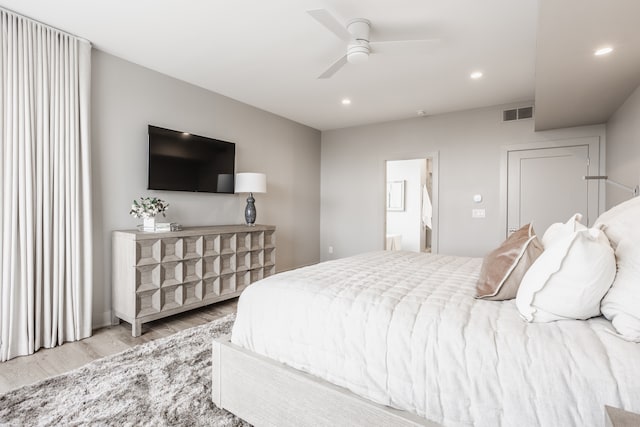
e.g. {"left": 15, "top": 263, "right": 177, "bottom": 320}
{"left": 212, "top": 338, "right": 640, "bottom": 427}
{"left": 212, "top": 335, "right": 440, "bottom": 427}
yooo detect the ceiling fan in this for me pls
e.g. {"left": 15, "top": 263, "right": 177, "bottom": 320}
{"left": 307, "top": 8, "right": 439, "bottom": 79}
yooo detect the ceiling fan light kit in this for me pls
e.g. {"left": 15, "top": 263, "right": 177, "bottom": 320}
{"left": 347, "top": 43, "right": 370, "bottom": 64}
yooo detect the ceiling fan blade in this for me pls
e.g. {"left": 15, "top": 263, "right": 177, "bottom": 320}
{"left": 307, "top": 9, "right": 351, "bottom": 42}
{"left": 318, "top": 55, "right": 348, "bottom": 79}
{"left": 369, "top": 38, "right": 441, "bottom": 55}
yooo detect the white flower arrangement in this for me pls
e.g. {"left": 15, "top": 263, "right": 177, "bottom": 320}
{"left": 129, "top": 196, "right": 169, "bottom": 219}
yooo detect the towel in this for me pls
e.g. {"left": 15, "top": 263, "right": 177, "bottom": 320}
{"left": 422, "top": 184, "right": 432, "bottom": 229}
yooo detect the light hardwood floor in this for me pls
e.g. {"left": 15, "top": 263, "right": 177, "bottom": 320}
{"left": 0, "top": 298, "right": 237, "bottom": 394}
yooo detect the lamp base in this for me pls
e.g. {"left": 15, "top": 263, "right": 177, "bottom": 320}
{"left": 244, "top": 193, "right": 257, "bottom": 225}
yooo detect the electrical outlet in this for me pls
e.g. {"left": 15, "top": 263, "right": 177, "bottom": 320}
{"left": 328, "top": 246, "right": 334, "bottom": 254}
{"left": 472, "top": 209, "right": 486, "bottom": 218}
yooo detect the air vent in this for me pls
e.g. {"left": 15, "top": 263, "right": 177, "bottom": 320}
{"left": 503, "top": 109, "right": 518, "bottom": 121}
{"left": 503, "top": 106, "right": 534, "bottom": 122}
{"left": 517, "top": 106, "right": 533, "bottom": 119}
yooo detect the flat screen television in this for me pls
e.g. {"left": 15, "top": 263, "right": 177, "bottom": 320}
{"left": 147, "top": 125, "right": 235, "bottom": 193}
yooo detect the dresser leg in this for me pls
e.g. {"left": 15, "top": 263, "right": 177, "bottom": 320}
{"left": 132, "top": 320, "right": 142, "bottom": 337}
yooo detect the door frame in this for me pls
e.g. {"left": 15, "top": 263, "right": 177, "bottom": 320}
{"left": 382, "top": 151, "right": 440, "bottom": 254}
{"left": 499, "top": 136, "right": 605, "bottom": 239}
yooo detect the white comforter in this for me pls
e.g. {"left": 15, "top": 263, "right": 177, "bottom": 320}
{"left": 231, "top": 251, "right": 640, "bottom": 426}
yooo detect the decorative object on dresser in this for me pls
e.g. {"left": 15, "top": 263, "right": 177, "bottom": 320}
{"left": 129, "top": 196, "right": 169, "bottom": 231}
{"left": 235, "top": 173, "right": 267, "bottom": 225}
{"left": 112, "top": 225, "right": 275, "bottom": 336}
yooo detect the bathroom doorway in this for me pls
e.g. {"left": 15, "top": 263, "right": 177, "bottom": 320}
{"left": 384, "top": 155, "right": 438, "bottom": 253}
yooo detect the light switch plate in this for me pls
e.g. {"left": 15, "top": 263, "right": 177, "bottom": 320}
{"left": 472, "top": 209, "right": 486, "bottom": 218}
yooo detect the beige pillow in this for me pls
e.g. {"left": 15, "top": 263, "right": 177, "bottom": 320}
{"left": 476, "top": 223, "right": 544, "bottom": 301}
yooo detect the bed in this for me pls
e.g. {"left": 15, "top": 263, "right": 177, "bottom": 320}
{"left": 213, "top": 251, "right": 640, "bottom": 426}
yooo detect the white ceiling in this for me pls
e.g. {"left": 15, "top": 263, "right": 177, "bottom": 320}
{"left": 0, "top": 0, "right": 538, "bottom": 130}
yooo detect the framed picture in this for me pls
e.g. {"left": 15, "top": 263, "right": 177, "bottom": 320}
{"left": 387, "top": 180, "right": 405, "bottom": 211}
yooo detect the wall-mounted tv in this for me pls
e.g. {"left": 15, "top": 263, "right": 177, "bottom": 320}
{"left": 147, "top": 125, "right": 235, "bottom": 193}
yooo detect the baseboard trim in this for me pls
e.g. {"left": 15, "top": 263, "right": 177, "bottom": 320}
{"left": 92, "top": 310, "right": 114, "bottom": 330}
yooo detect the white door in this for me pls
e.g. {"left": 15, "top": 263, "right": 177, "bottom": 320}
{"left": 507, "top": 140, "right": 600, "bottom": 237}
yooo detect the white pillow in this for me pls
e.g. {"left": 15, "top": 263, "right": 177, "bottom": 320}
{"left": 541, "top": 213, "right": 586, "bottom": 249}
{"left": 594, "top": 196, "right": 640, "bottom": 341}
{"left": 594, "top": 196, "right": 640, "bottom": 249}
{"left": 516, "top": 228, "right": 616, "bottom": 322}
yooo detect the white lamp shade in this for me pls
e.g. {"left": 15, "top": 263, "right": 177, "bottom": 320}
{"left": 235, "top": 173, "right": 267, "bottom": 194}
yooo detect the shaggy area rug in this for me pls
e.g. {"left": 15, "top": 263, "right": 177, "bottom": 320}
{"left": 0, "top": 314, "right": 249, "bottom": 426}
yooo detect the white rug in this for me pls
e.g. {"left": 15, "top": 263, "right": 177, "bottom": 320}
{"left": 0, "top": 314, "right": 248, "bottom": 426}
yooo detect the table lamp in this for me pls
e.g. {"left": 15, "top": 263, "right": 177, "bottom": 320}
{"left": 235, "top": 173, "right": 267, "bottom": 225}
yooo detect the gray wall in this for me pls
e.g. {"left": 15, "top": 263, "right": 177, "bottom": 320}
{"left": 606, "top": 84, "right": 640, "bottom": 208}
{"left": 321, "top": 104, "right": 605, "bottom": 260}
{"left": 91, "top": 50, "right": 321, "bottom": 327}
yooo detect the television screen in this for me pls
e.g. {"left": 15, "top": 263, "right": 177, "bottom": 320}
{"left": 147, "top": 125, "right": 235, "bottom": 193}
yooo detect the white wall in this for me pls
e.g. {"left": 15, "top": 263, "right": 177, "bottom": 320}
{"left": 320, "top": 103, "right": 605, "bottom": 260}
{"left": 606, "top": 84, "right": 640, "bottom": 208}
{"left": 386, "top": 159, "right": 425, "bottom": 252}
{"left": 91, "top": 50, "right": 321, "bottom": 328}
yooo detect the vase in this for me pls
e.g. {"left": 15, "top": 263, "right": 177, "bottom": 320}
{"left": 143, "top": 217, "right": 156, "bottom": 231}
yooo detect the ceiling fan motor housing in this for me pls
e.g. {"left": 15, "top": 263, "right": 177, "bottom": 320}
{"left": 346, "top": 18, "right": 371, "bottom": 64}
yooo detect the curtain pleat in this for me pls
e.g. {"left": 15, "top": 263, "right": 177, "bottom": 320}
{"left": 0, "top": 8, "right": 92, "bottom": 362}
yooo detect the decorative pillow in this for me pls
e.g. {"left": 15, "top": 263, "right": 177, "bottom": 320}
{"left": 515, "top": 227, "right": 616, "bottom": 322}
{"left": 476, "top": 223, "right": 544, "bottom": 301}
{"left": 541, "top": 213, "right": 586, "bottom": 249}
{"left": 594, "top": 196, "right": 640, "bottom": 341}
{"left": 594, "top": 196, "right": 640, "bottom": 249}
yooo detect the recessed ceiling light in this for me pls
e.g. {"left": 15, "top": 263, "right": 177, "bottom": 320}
{"left": 470, "top": 71, "right": 483, "bottom": 79}
{"left": 594, "top": 47, "right": 613, "bottom": 56}
{"left": 182, "top": 132, "right": 190, "bottom": 136}
{"left": 341, "top": 98, "right": 352, "bottom": 105}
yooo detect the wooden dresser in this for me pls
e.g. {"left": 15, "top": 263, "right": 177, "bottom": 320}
{"left": 112, "top": 225, "right": 275, "bottom": 336}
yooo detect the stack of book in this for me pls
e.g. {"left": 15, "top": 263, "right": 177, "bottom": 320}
{"left": 139, "top": 222, "right": 181, "bottom": 232}
{"left": 154, "top": 222, "right": 172, "bottom": 232}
